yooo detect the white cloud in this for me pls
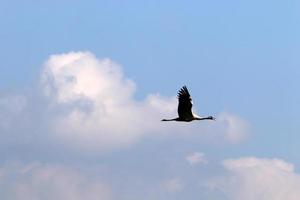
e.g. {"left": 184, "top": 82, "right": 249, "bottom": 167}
{"left": 0, "top": 162, "right": 111, "bottom": 200}
{"left": 41, "top": 52, "right": 135, "bottom": 104}
{"left": 0, "top": 51, "right": 250, "bottom": 154}
{"left": 40, "top": 51, "right": 177, "bottom": 152}
{"left": 186, "top": 152, "right": 207, "bottom": 165}
{"left": 208, "top": 157, "right": 300, "bottom": 200}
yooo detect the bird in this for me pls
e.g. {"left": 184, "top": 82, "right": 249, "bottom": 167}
{"left": 161, "top": 86, "right": 215, "bottom": 122}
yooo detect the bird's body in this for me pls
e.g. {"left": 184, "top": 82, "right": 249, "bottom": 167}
{"left": 162, "top": 86, "right": 215, "bottom": 122}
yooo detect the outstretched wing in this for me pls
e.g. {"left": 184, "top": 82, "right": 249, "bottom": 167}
{"left": 177, "top": 86, "right": 193, "bottom": 119}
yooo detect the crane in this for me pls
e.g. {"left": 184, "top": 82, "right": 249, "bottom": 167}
{"left": 162, "top": 86, "right": 215, "bottom": 122}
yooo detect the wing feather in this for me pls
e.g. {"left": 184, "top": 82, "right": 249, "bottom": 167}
{"left": 177, "top": 86, "right": 193, "bottom": 119}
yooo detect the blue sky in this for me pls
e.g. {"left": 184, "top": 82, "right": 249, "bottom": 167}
{"left": 0, "top": 1, "right": 299, "bottom": 199}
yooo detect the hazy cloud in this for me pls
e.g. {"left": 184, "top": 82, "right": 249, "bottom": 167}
{"left": 162, "top": 178, "right": 184, "bottom": 193}
{"left": 186, "top": 152, "right": 207, "bottom": 165}
{"left": 0, "top": 162, "right": 111, "bottom": 200}
{"left": 0, "top": 94, "right": 27, "bottom": 131}
{"left": 216, "top": 112, "right": 250, "bottom": 143}
{"left": 208, "top": 157, "right": 300, "bottom": 200}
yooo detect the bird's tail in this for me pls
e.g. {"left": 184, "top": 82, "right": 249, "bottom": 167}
{"left": 161, "top": 118, "right": 177, "bottom": 121}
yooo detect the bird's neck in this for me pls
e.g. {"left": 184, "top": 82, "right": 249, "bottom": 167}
{"left": 195, "top": 116, "right": 211, "bottom": 120}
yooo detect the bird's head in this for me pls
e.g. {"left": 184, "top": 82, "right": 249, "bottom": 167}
{"left": 207, "top": 116, "right": 216, "bottom": 120}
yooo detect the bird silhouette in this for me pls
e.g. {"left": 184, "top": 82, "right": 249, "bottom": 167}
{"left": 162, "top": 86, "right": 215, "bottom": 122}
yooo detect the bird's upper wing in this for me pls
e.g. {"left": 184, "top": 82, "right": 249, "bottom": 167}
{"left": 177, "top": 86, "right": 194, "bottom": 119}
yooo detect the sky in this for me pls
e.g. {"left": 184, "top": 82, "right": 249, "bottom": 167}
{"left": 0, "top": 0, "right": 299, "bottom": 199}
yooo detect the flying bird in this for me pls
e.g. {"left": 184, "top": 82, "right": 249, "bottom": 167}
{"left": 162, "top": 86, "right": 215, "bottom": 122}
